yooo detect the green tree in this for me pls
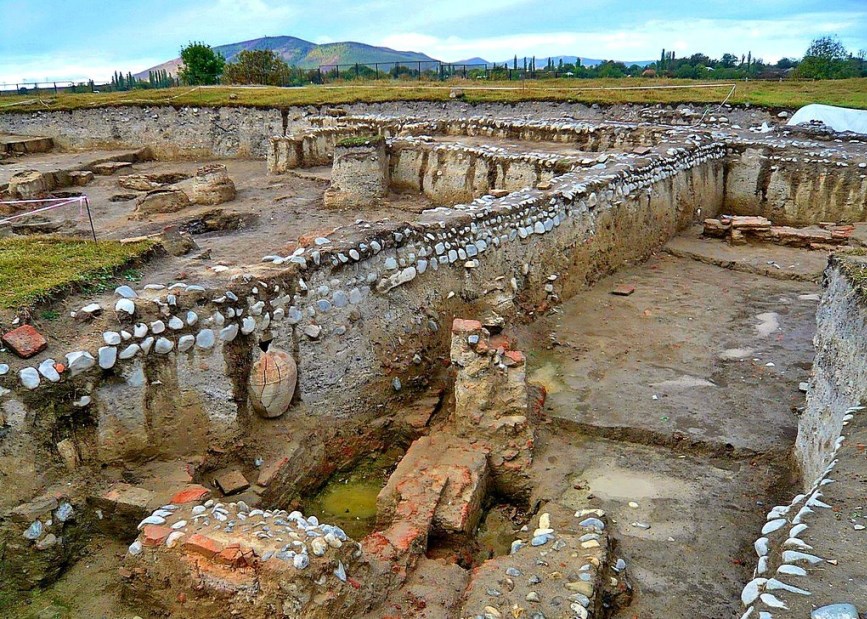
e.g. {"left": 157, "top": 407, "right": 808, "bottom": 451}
{"left": 222, "top": 49, "right": 291, "bottom": 86}
{"left": 178, "top": 41, "right": 225, "bottom": 85}
{"left": 795, "top": 36, "right": 857, "bottom": 79}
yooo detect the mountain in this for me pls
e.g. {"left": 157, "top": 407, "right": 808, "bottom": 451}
{"left": 136, "top": 35, "right": 438, "bottom": 78}
{"left": 452, "top": 57, "right": 491, "bottom": 66}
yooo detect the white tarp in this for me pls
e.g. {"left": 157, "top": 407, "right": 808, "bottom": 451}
{"left": 787, "top": 103, "right": 867, "bottom": 135}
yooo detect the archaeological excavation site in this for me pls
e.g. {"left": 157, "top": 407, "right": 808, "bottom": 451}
{"left": 0, "top": 98, "right": 865, "bottom": 619}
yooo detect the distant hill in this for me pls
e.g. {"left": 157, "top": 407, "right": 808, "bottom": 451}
{"left": 136, "top": 35, "right": 438, "bottom": 78}
{"left": 452, "top": 57, "right": 492, "bottom": 66}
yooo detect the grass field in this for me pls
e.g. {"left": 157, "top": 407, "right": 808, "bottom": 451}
{"left": 0, "top": 236, "right": 155, "bottom": 309}
{"left": 1, "top": 78, "right": 865, "bottom": 112}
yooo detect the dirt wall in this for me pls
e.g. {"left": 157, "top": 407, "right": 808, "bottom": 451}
{"left": 795, "top": 253, "right": 867, "bottom": 484}
{"left": 724, "top": 146, "right": 867, "bottom": 225}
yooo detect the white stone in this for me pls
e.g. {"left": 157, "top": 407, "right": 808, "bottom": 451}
{"left": 98, "top": 346, "right": 117, "bottom": 369}
{"left": 37, "top": 359, "right": 60, "bottom": 382}
{"left": 241, "top": 316, "right": 256, "bottom": 335}
{"left": 196, "top": 329, "right": 215, "bottom": 349}
{"left": 220, "top": 324, "right": 239, "bottom": 342}
{"left": 154, "top": 337, "right": 174, "bottom": 354}
{"left": 168, "top": 316, "right": 184, "bottom": 330}
{"left": 65, "top": 351, "right": 96, "bottom": 376}
{"left": 115, "top": 298, "right": 135, "bottom": 315}
{"left": 177, "top": 335, "right": 195, "bottom": 352}
{"left": 119, "top": 344, "right": 140, "bottom": 360}
{"left": 115, "top": 285, "right": 137, "bottom": 298}
{"left": 103, "top": 331, "right": 122, "bottom": 345}
{"left": 19, "top": 367, "right": 40, "bottom": 389}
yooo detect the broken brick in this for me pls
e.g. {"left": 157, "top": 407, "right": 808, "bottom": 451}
{"left": 141, "top": 524, "right": 173, "bottom": 547}
{"left": 169, "top": 484, "right": 211, "bottom": 504}
{"left": 611, "top": 284, "right": 635, "bottom": 296}
{"left": 451, "top": 318, "right": 482, "bottom": 334}
{"left": 2, "top": 324, "right": 48, "bottom": 358}
{"left": 215, "top": 470, "right": 249, "bottom": 495}
{"left": 182, "top": 533, "right": 223, "bottom": 559}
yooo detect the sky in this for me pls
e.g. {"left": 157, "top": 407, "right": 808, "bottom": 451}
{"left": 0, "top": 0, "right": 865, "bottom": 84}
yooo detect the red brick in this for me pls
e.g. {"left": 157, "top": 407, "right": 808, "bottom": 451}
{"left": 215, "top": 470, "right": 249, "bottom": 495}
{"left": 451, "top": 318, "right": 482, "bottom": 334}
{"left": 169, "top": 484, "right": 211, "bottom": 504}
{"left": 503, "top": 350, "right": 525, "bottom": 366}
{"left": 256, "top": 457, "right": 288, "bottom": 487}
{"left": 141, "top": 524, "right": 173, "bottom": 547}
{"left": 2, "top": 324, "right": 47, "bottom": 358}
{"left": 182, "top": 533, "right": 223, "bottom": 559}
{"left": 611, "top": 284, "right": 635, "bottom": 296}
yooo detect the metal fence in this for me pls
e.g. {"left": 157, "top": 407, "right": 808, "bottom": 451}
{"left": 314, "top": 60, "right": 565, "bottom": 82}
{"left": 0, "top": 78, "right": 179, "bottom": 96}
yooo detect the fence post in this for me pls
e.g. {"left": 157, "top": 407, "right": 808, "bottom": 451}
{"left": 355, "top": 63, "right": 359, "bottom": 79}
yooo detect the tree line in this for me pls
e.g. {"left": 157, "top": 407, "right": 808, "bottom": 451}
{"left": 168, "top": 36, "right": 867, "bottom": 87}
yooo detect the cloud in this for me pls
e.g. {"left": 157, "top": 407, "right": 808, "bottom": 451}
{"left": 377, "top": 12, "right": 867, "bottom": 62}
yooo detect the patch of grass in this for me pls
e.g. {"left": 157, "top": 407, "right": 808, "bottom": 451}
{"left": 0, "top": 236, "right": 155, "bottom": 309}
{"left": 337, "top": 134, "right": 383, "bottom": 147}
{"left": 39, "top": 309, "right": 60, "bottom": 321}
{"left": 0, "top": 78, "right": 865, "bottom": 112}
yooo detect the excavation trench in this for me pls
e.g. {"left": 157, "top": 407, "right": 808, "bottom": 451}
{"left": 1, "top": 107, "right": 865, "bottom": 619}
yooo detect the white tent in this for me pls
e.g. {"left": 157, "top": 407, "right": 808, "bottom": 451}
{"left": 787, "top": 104, "right": 867, "bottom": 135}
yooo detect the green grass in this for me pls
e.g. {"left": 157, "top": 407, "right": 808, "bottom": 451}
{"left": 1, "top": 78, "right": 866, "bottom": 112}
{"left": 337, "top": 134, "right": 384, "bottom": 147}
{"left": 0, "top": 236, "right": 155, "bottom": 309}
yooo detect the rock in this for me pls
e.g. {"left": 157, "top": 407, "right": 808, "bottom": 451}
{"left": 7, "top": 170, "right": 54, "bottom": 199}
{"left": 177, "top": 335, "right": 194, "bottom": 352}
{"left": 154, "top": 337, "right": 173, "bottom": 354}
{"left": 811, "top": 604, "right": 860, "bottom": 619}
{"left": 118, "top": 172, "right": 190, "bottom": 191}
{"left": 36, "top": 358, "right": 60, "bottom": 382}
{"left": 115, "top": 298, "right": 136, "bottom": 316}
{"left": 92, "top": 161, "right": 133, "bottom": 175}
{"left": 189, "top": 164, "right": 236, "bottom": 205}
{"left": 303, "top": 324, "right": 322, "bottom": 340}
{"left": 220, "top": 324, "right": 239, "bottom": 341}
{"left": 450, "top": 88, "right": 465, "bottom": 99}
{"left": 68, "top": 170, "right": 94, "bottom": 186}
{"left": 103, "top": 331, "right": 122, "bottom": 345}
{"left": 97, "top": 345, "right": 118, "bottom": 370}
{"left": 248, "top": 348, "right": 297, "bottom": 418}
{"left": 195, "top": 329, "right": 215, "bottom": 349}
{"left": 65, "top": 350, "right": 96, "bottom": 376}
{"left": 159, "top": 226, "right": 199, "bottom": 257}
{"left": 115, "top": 285, "right": 138, "bottom": 299}
{"left": 215, "top": 470, "right": 250, "bottom": 495}
{"left": 56, "top": 439, "right": 80, "bottom": 469}
{"left": 133, "top": 189, "right": 191, "bottom": 219}
{"left": 19, "top": 367, "right": 40, "bottom": 389}
{"left": 2, "top": 324, "right": 48, "bottom": 358}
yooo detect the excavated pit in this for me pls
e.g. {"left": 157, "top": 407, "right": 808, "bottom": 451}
{"left": 0, "top": 102, "right": 865, "bottom": 618}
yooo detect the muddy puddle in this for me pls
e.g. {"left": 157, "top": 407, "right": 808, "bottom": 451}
{"left": 302, "top": 447, "right": 404, "bottom": 539}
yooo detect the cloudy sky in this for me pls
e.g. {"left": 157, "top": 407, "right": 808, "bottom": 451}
{"left": 0, "top": 0, "right": 865, "bottom": 83}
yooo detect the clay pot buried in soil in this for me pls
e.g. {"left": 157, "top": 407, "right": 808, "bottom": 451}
{"left": 248, "top": 348, "right": 297, "bottom": 418}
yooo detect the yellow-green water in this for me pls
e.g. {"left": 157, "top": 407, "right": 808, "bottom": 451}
{"left": 303, "top": 449, "right": 403, "bottom": 539}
